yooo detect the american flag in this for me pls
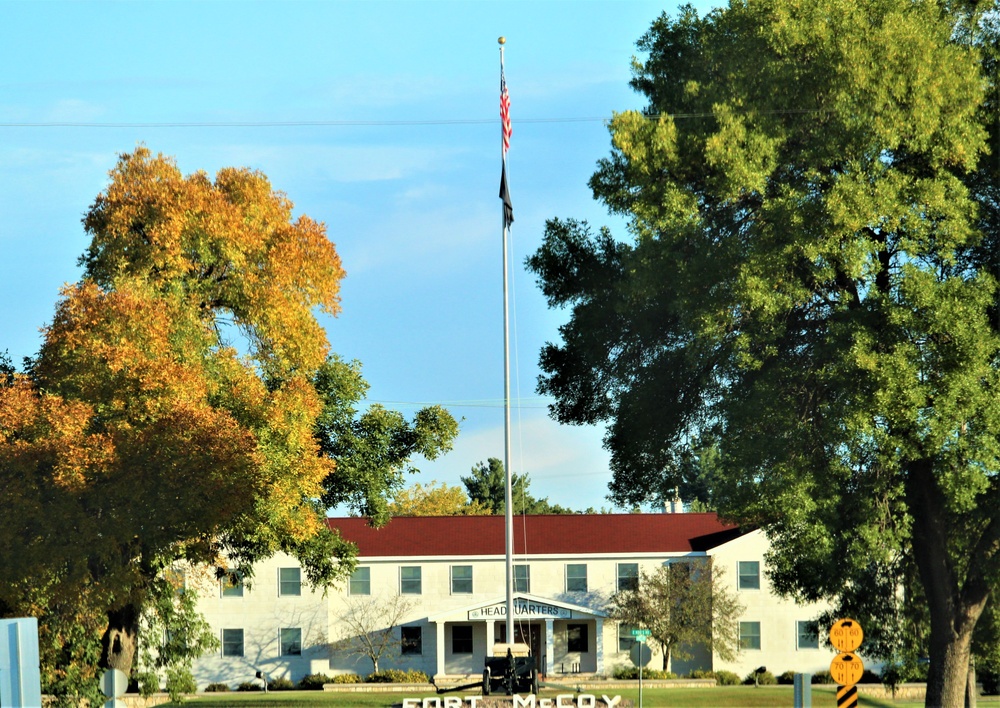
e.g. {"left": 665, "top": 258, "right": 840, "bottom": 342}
{"left": 499, "top": 59, "right": 513, "bottom": 226}
{"left": 500, "top": 64, "right": 512, "bottom": 156}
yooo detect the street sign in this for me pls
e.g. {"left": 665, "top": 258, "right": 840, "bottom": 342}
{"left": 630, "top": 628, "right": 651, "bottom": 637}
{"left": 830, "top": 653, "right": 865, "bottom": 687}
{"left": 829, "top": 618, "right": 864, "bottom": 653}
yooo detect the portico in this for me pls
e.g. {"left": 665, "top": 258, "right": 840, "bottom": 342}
{"left": 427, "top": 593, "right": 606, "bottom": 679}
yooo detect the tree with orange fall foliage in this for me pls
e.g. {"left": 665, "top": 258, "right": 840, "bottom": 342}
{"left": 0, "top": 147, "right": 457, "bottom": 689}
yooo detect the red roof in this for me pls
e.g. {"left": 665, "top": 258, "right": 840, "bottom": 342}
{"left": 326, "top": 513, "right": 743, "bottom": 558}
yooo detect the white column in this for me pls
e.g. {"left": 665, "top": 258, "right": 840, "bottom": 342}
{"left": 595, "top": 619, "right": 604, "bottom": 674}
{"left": 435, "top": 622, "right": 446, "bottom": 678}
{"left": 545, "top": 619, "right": 554, "bottom": 677}
{"left": 485, "top": 620, "right": 495, "bottom": 656}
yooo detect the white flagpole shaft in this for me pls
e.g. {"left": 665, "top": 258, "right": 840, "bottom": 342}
{"left": 500, "top": 40, "right": 515, "bottom": 648}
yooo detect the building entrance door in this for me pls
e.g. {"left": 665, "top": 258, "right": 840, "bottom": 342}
{"left": 498, "top": 623, "right": 543, "bottom": 673}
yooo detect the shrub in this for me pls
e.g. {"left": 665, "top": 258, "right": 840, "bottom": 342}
{"left": 267, "top": 676, "right": 295, "bottom": 691}
{"left": 743, "top": 669, "right": 776, "bottom": 686}
{"left": 298, "top": 673, "right": 335, "bottom": 690}
{"left": 649, "top": 669, "right": 676, "bottom": 680}
{"left": 859, "top": 669, "right": 881, "bottom": 684}
{"left": 982, "top": 670, "right": 1000, "bottom": 696}
{"left": 135, "top": 670, "right": 160, "bottom": 697}
{"left": 688, "top": 670, "right": 714, "bottom": 680}
{"left": 367, "top": 669, "right": 409, "bottom": 683}
{"left": 714, "top": 670, "right": 741, "bottom": 686}
{"left": 331, "top": 673, "right": 363, "bottom": 684}
{"left": 165, "top": 667, "right": 197, "bottom": 702}
{"left": 365, "top": 668, "right": 429, "bottom": 683}
{"left": 204, "top": 682, "right": 230, "bottom": 692}
{"left": 613, "top": 666, "right": 638, "bottom": 680}
{"left": 611, "top": 666, "right": 675, "bottom": 680}
{"left": 236, "top": 681, "right": 263, "bottom": 691}
{"left": 780, "top": 670, "right": 836, "bottom": 685}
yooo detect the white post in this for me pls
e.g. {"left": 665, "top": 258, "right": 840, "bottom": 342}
{"left": 435, "top": 622, "right": 446, "bottom": 680}
{"left": 794, "top": 673, "right": 812, "bottom": 708}
{"left": 545, "top": 619, "right": 554, "bottom": 676}
{"left": 0, "top": 618, "right": 42, "bottom": 708}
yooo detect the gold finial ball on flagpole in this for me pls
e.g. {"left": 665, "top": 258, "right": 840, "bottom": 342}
{"left": 498, "top": 36, "right": 506, "bottom": 45}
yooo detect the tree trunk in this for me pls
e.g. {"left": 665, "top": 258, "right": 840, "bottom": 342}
{"left": 926, "top": 625, "right": 975, "bottom": 708}
{"left": 101, "top": 603, "right": 140, "bottom": 677}
{"left": 906, "top": 460, "right": 990, "bottom": 708}
{"left": 966, "top": 659, "right": 977, "bottom": 708}
{"left": 659, "top": 641, "right": 670, "bottom": 672}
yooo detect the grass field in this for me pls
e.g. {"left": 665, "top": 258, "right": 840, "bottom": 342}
{"left": 162, "top": 686, "right": 1000, "bottom": 707}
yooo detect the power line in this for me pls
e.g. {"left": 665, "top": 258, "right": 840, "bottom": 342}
{"left": 0, "top": 117, "right": 612, "bottom": 129}
{"left": 0, "top": 109, "right": 821, "bottom": 129}
{"left": 368, "top": 398, "right": 549, "bottom": 409}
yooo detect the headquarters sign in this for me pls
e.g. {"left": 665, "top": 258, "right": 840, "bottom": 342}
{"left": 469, "top": 600, "right": 572, "bottom": 620}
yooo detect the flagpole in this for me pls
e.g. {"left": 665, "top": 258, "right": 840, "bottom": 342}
{"left": 499, "top": 35, "right": 515, "bottom": 650}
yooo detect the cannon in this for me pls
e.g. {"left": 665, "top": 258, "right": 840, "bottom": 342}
{"left": 482, "top": 643, "right": 538, "bottom": 696}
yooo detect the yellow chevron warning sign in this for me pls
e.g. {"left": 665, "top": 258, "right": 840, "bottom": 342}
{"left": 837, "top": 683, "right": 859, "bottom": 708}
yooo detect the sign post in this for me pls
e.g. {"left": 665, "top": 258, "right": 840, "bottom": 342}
{"left": 100, "top": 668, "right": 128, "bottom": 708}
{"left": 829, "top": 619, "right": 864, "bottom": 708}
{"left": 631, "top": 628, "right": 651, "bottom": 708}
{"left": 0, "top": 618, "right": 42, "bottom": 708}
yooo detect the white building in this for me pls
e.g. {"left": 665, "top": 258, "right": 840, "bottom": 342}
{"left": 190, "top": 513, "right": 836, "bottom": 688}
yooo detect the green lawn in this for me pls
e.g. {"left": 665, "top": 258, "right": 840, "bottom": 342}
{"left": 164, "top": 686, "right": 1000, "bottom": 707}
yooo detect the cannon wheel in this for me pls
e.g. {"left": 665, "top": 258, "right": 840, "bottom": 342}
{"left": 482, "top": 669, "right": 491, "bottom": 696}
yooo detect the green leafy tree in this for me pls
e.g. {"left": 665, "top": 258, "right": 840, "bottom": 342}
{"left": 607, "top": 560, "right": 743, "bottom": 671}
{"left": 462, "top": 457, "right": 573, "bottom": 515}
{"left": 134, "top": 569, "right": 218, "bottom": 698}
{"left": 315, "top": 355, "right": 458, "bottom": 526}
{"left": 526, "top": 2, "right": 1000, "bottom": 705}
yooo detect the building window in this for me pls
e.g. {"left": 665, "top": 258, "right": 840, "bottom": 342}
{"left": 350, "top": 567, "right": 370, "bottom": 595}
{"left": 738, "top": 561, "right": 760, "bottom": 590}
{"left": 618, "top": 623, "right": 637, "bottom": 652}
{"left": 797, "top": 621, "right": 819, "bottom": 649}
{"left": 451, "top": 565, "right": 473, "bottom": 594}
{"left": 222, "top": 628, "right": 244, "bottom": 657}
{"left": 221, "top": 571, "right": 243, "bottom": 598}
{"left": 164, "top": 628, "right": 186, "bottom": 651}
{"left": 617, "top": 563, "right": 639, "bottom": 592}
{"left": 452, "top": 625, "right": 473, "bottom": 654}
{"left": 401, "top": 566, "right": 422, "bottom": 595}
{"left": 279, "top": 567, "right": 301, "bottom": 596}
{"left": 514, "top": 564, "right": 530, "bottom": 593}
{"left": 280, "top": 628, "right": 302, "bottom": 656}
{"left": 566, "top": 564, "right": 588, "bottom": 592}
{"left": 567, "top": 624, "right": 589, "bottom": 653}
{"left": 740, "top": 621, "right": 761, "bottom": 650}
{"left": 402, "top": 626, "right": 423, "bottom": 655}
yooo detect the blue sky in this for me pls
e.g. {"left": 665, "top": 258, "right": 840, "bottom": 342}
{"left": 2, "top": 0, "right": 717, "bottom": 513}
